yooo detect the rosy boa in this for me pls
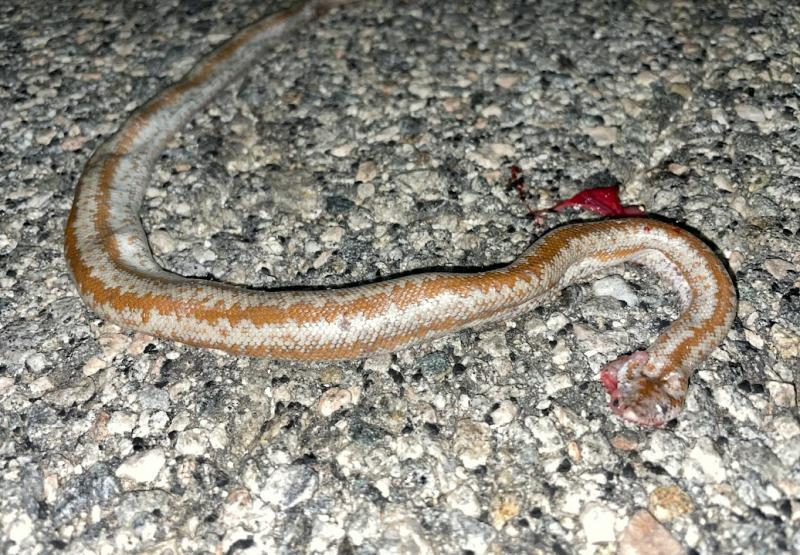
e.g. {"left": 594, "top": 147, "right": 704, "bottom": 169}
{"left": 64, "top": 0, "right": 737, "bottom": 427}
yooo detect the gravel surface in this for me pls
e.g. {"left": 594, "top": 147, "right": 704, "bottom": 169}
{"left": 1, "top": 0, "right": 798, "bottom": 553}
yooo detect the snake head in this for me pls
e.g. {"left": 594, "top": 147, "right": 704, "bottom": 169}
{"left": 599, "top": 351, "right": 683, "bottom": 428}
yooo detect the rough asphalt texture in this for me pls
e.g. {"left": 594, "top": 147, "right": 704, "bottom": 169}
{"left": 1, "top": 0, "right": 798, "bottom": 553}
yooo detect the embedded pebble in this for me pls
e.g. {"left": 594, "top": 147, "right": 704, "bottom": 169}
{"left": 107, "top": 412, "right": 137, "bottom": 435}
{"left": 318, "top": 386, "right": 361, "bottom": 417}
{"left": 580, "top": 503, "right": 617, "bottom": 544}
{"left": 763, "top": 258, "right": 794, "bottom": 279}
{"left": 0, "top": 376, "right": 15, "bottom": 393}
{"left": 544, "top": 373, "right": 573, "bottom": 395}
{"left": 115, "top": 449, "right": 166, "bottom": 483}
{"left": 667, "top": 163, "right": 690, "bottom": 176}
{"left": 683, "top": 438, "right": 727, "bottom": 482}
{"left": 466, "top": 143, "right": 515, "bottom": 169}
{"left": 331, "top": 143, "right": 355, "bottom": 157}
{"left": 551, "top": 338, "right": 572, "bottom": 365}
{"left": 495, "top": 73, "right": 520, "bottom": 89}
{"left": 7, "top": 514, "right": 34, "bottom": 545}
{"left": 771, "top": 325, "right": 800, "bottom": 359}
{"left": 445, "top": 485, "right": 481, "bottom": 518}
{"left": 175, "top": 429, "right": 210, "bottom": 456}
{"left": 320, "top": 225, "right": 345, "bottom": 245}
{"left": 766, "top": 381, "right": 796, "bottom": 407}
{"left": 35, "top": 129, "right": 57, "bottom": 145}
{"left": 417, "top": 350, "right": 451, "bottom": 378}
{"left": 488, "top": 400, "right": 518, "bottom": 426}
{"left": 28, "top": 376, "right": 54, "bottom": 397}
{"left": 773, "top": 416, "right": 800, "bottom": 440}
{"left": 0, "top": 233, "right": 17, "bottom": 256}
{"left": 222, "top": 488, "right": 253, "bottom": 519}
{"left": 319, "top": 366, "right": 344, "bottom": 385}
{"left": 648, "top": 485, "right": 694, "bottom": 522}
{"left": 408, "top": 82, "right": 433, "bottom": 99}
{"left": 592, "top": 275, "right": 639, "bottom": 306}
{"left": 380, "top": 511, "right": 433, "bottom": 554}
{"left": 585, "top": 126, "right": 618, "bottom": 146}
{"left": 610, "top": 434, "right": 639, "bottom": 451}
{"left": 44, "top": 380, "right": 95, "bottom": 407}
{"left": 136, "top": 385, "right": 171, "bottom": 411}
{"left": 527, "top": 417, "right": 563, "bottom": 455}
{"left": 619, "top": 510, "right": 682, "bottom": 555}
{"left": 668, "top": 83, "right": 692, "bottom": 100}
{"left": 192, "top": 246, "right": 217, "bottom": 264}
{"left": 489, "top": 494, "right": 520, "bottom": 529}
{"left": 451, "top": 513, "right": 495, "bottom": 554}
{"left": 81, "top": 356, "right": 107, "bottom": 376}
{"left": 356, "top": 181, "right": 375, "bottom": 201}
{"left": 635, "top": 71, "right": 658, "bottom": 86}
{"left": 60, "top": 135, "right": 87, "bottom": 151}
{"left": 453, "top": 420, "right": 491, "bottom": 469}
{"left": 355, "top": 160, "right": 379, "bottom": 182}
{"left": 546, "top": 312, "right": 570, "bottom": 332}
{"left": 735, "top": 103, "right": 766, "bottom": 122}
{"left": 744, "top": 328, "right": 765, "bottom": 349}
{"left": 25, "top": 353, "right": 47, "bottom": 372}
{"left": 257, "top": 465, "right": 319, "bottom": 509}
{"left": 713, "top": 174, "right": 734, "bottom": 192}
{"left": 481, "top": 104, "right": 503, "bottom": 118}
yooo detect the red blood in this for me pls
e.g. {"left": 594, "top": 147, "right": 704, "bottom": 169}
{"left": 506, "top": 165, "right": 528, "bottom": 201}
{"left": 549, "top": 185, "right": 645, "bottom": 217}
{"left": 599, "top": 370, "right": 619, "bottom": 394}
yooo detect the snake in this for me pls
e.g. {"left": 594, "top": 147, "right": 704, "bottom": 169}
{"left": 64, "top": 0, "right": 737, "bottom": 427}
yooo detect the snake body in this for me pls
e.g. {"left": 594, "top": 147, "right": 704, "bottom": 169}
{"left": 64, "top": 0, "right": 737, "bottom": 426}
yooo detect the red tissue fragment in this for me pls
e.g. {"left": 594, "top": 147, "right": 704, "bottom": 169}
{"left": 505, "top": 166, "right": 645, "bottom": 219}
{"left": 548, "top": 185, "right": 645, "bottom": 217}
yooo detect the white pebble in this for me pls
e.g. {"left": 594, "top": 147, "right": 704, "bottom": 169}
{"left": 489, "top": 400, "right": 518, "bottom": 426}
{"left": 25, "top": 352, "right": 47, "bottom": 372}
{"left": 495, "top": 73, "right": 520, "bottom": 89}
{"left": 192, "top": 246, "right": 217, "bottom": 264}
{"left": 585, "top": 126, "right": 618, "bottom": 146}
{"left": 763, "top": 258, "right": 795, "bottom": 280}
{"left": 546, "top": 312, "right": 570, "bottom": 332}
{"left": 766, "top": 381, "right": 796, "bottom": 407}
{"left": 453, "top": 420, "right": 491, "bottom": 469}
{"left": 116, "top": 448, "right": 166, "bottom": 483}
{"left": 149, "top": 230, "right": 176, "bottom": 253}
{"left": 593, "top": 275, "right": 639, "bottom": 306}
{"left": 581, "top": 503, "right": 617, "bottom": 544}
{"left": 8, "top": 514, "right": 34, "bottom": 544}
{"left": 107, "top": 412, "right": 137, "bottom": 435}
{"left": 735, "top": 103, "right": 766, "bottom": 122}
{"left": 744, "top": 328, "right": 764, "bottom": 350}
{"left": 318, "top": 387, "right": 361, "bottom": 417}
{"left": 176, "top": 429, "right": 210, "bottom": 456}
{"left": 356, "top": 181, "right": 375, "bottom": 201}
{"left": 28, "top": 376, "right": 54, "bottom": 396}
{"left": 82, "top": 356, "right": 107, "bottom": 376}
{"left": 355, "top": 161, "right": 378, "bottom": 183}
{"left": 551, "top": 339, "right": 572, "bottom": 366}
{"left": 683, "top": 438, "right": 727, "bottom": 482}
{"left": 331, "top": 143, "right": 355, "bottom": 157}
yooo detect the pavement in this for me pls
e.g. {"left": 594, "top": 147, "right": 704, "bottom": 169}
{"left": 1, "top": 0, "right": 798, "bottom": 553}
